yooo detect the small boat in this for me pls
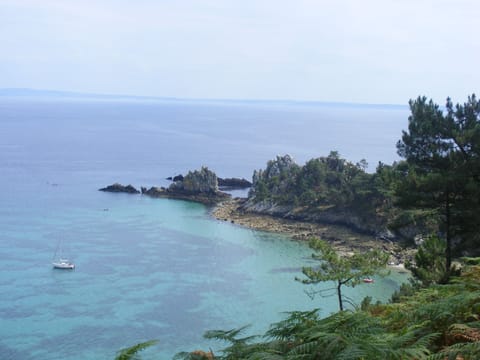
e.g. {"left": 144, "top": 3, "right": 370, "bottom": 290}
{"left": 363, "top": 278, "right": 374, "bottom": 283}
{"left": 52, "top": 240, "right": 75, "bottom": 270}
{"left": 52, "top": 259, "right": 75, "bottom": 270}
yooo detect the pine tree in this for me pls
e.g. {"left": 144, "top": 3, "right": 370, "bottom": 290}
{"left": 296, "top": 238, "right": 389, "bottom": 311}
{"left": 396, "top": 95, "right": 480, "bottom": 273}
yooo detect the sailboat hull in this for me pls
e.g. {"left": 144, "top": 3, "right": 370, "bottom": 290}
{"left": 52, "top": 261, "right": 75, "bottom": 270}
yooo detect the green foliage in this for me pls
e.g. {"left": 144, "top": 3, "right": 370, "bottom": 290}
{"left": 265, "top": 308, "right": 321, "bottom": 349}
{"left": 143, "top": 267, "right": 480, "bottom": 359}
{"left": 389, "top": 281, "right": 419, "bottom": 303}
{"left": 190, "top": 310, "right": 436, "bottom": 360}
{"left": 360, "top": 296, "right": 381, "bottom": 311}
{"left": 427, "top": 342, "right": 480, "bottom": 360}
{"left": 462, "top": 257, "right": 480, "bottom": 266}
{"left": 181, "top": 166, "right": 218, "bottom": 193}
{"left": 202, "top": 326, "right": 271, "bottom": 360}
{"left": 249, "top": 152, "right": 389, "bottom": 221}
{"left": 407, "top": 235, "right": 447, "bottom": 285}
{"left": 296, "top": 238, "right": 389, "bottom": 311}
{"left": 396, "top": 94, "right": 480, "bottom": 273}
{"left": 284, "top": 311, "right": 435, "bottom": 360}
{"left": 114, "top": 340, "right": 158, "bottom": 360}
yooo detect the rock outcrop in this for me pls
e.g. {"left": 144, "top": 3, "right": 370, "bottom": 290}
{"left": 239, "top": 198, "right": 387, "bottom": 236}
{"left": 173, "top": 166, "right": 219, "bottom": 193}
{"left": 166, "top": 174, "right": 184, "bottom": 182}
{"left": 142, "top": 167, "right": 230, "bottom": 205}
{"left": 217, "top": 177, "right": 252, "bottom": 189}
{"left": 99, "top": 183, "right": 140, "bottom": 194}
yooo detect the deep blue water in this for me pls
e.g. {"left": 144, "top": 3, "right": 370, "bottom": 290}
{"left": 0, "top": 98, "right": 409, "bottom": 359}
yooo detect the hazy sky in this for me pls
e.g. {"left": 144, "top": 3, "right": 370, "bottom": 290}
{"left": 1, "top": 0, "right": 478, "bottom": 104}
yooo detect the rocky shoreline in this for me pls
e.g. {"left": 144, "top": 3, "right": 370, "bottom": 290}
{"left": 141, "top": 186, "right": 230, "bottom": 205}
{"left": 213, "top": 198, "right": 414, "bottom": 266}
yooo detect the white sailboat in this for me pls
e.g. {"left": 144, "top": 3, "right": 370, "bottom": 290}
{"left": 52, "top": 258, "right": 75, "bottom": 270}
{"left": 52, "top": 240, "right": 75, "bottom": 270}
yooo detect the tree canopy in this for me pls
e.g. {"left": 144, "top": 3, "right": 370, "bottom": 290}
{"left": 248, "top": 152, "right": 388, "bottom": 233}
{"left": 396, "top": 94, "right": 480, "bottom": 273}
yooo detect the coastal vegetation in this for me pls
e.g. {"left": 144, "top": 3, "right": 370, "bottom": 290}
{"left": 296, "top": 238, "right": 389, "bottom": 311}
{"left": 250, "top": 152, "right": 375, "bottom": 210}
{"left": 244, "top": 94, "right": 480, "bottom": 269}
{"left": 244, "top": 152, "right": 389, "bottom": 236}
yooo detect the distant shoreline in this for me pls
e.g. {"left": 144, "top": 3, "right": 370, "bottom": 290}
{"left": 0, "top": 87, "right": 408, "bottom": 110}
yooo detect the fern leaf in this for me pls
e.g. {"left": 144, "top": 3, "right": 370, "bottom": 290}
{"left": 114, "top": 340, "right": 158, "bottom": 360}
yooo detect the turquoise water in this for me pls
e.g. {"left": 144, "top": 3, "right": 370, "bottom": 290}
{"left": 0, "top": 98, "right": 409, "bottom": 359}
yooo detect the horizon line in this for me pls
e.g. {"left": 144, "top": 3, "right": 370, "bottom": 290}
{"left": 0, "top": 87, "right": 408, "bottom": 108}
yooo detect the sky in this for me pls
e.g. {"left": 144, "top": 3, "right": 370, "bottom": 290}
{"left": 1, "top": 0, "right": 479, "bottom": 104}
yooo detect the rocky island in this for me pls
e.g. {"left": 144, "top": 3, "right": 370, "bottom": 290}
{"left": 99, "top": 166, "right": 230, "bottom": 205}
{"left": 142, "top": 166, "right": 230, "bottom": 205}
{"left": 99, "top": 183, "right": 140, "bottom": 194}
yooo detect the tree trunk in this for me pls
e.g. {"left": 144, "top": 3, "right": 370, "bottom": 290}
{"left": 337, "top": 281, "right": 343, "bottom": 311}
{"left": 445, "top": 192, "right": 452, "bottom": 274}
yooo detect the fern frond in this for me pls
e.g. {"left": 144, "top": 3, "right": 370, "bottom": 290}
{"left": 114, "top": 340, "right": 158, "bottom": 360}
{"left": 266, "top": 309, "right": 321, "bottom": 341}
{"left": 204, "top": 325, "right": 255, "bottom": 343}
{"left": 427, "top": 341, "right": 480, "bottom": 360}
{"left": 287, "top": 340, "right": 320, "bottom": 356}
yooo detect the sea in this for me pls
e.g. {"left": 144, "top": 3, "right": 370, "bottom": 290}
{"left": 0, "top": 97, "right": 410, "bottom": 359}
